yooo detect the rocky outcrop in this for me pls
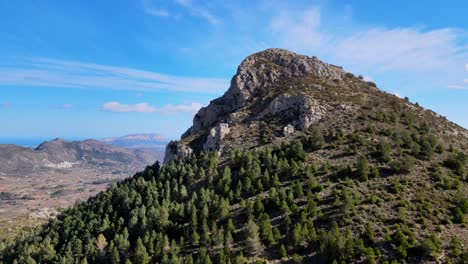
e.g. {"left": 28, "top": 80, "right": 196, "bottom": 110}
{"left": 265, "top": 92, "right": 327, "bottom": 130}
{"left": 203, "top": 123, "right": 230, "bottom": 153}
{"left": 163, "top": 141, "right": 193, "bottom": 164}
{"left": 185, "top": 48, "right": 345, "bottom": 137}
{"left": 283, "top": 125, "right": 295, "bottom": 137}
{"left": 164, "top": 48, "right": 345, "bottom": 163}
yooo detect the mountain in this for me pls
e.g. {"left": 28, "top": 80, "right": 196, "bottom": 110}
{"left": 1, "top": 49, "right": 467, "bottom": 263}
{"left": 101, "top": 133, "right": 168, "bottom": 161}
{"left": 0, "top": 138, "right": 159, "bottom": 240}
{"left": 0, "top": 138, "right": 159, "bottom": 176}
{"left": 165, "top": 48, "right": 467, "bottom": 163}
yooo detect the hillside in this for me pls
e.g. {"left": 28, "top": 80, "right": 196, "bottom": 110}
{"left": 1, "top": 49, "right": 467, "bottom": 263}
{"left": 0, "top": 138, "right": 159, "bottom": 240}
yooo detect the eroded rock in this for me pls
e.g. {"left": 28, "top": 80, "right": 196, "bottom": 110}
{"left": 265, "top": 92, "right": 327, "bottom": 130}
{"left": 203, "top": 123, "right": 230, "bottom": 153}
{"left": 283, "top": 124, "right": 295, "bottom": 137}
{"left": 163, "top": 141, "right": 193, "bottom": 164}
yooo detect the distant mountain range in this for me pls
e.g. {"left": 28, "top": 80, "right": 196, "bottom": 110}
{"left": 101, "top": 133, "right": 167, "bottom": 152}
{"left": 0, "top": 135, "right": 166, "bottom": 239}
{"left": 0, "top": 137, "right": 160, "bottom": 176}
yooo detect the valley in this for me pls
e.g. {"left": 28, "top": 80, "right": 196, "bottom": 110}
{"left": 0, "top": 137, "right": 163, "bottom": 240}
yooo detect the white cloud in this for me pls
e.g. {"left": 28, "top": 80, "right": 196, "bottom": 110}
{"left": 102, "top": 102, "right": 157, "bottom": 113}
{"left": 101, "top": 101, "right": 203, "bottom": 114}
{"left": 464, "top": 79, "right": 468, "bottom": 83}
{"left": 465, "top": 64, "right": 468, "bottom": 71}
{"left": 142, "top": 0, "right": 220, "bottom": 25}
{"left": 394, "top": 92, "right": 403, "bottom": 98}
{"left": 270, "top": 8, "right": 324, "bottom": 50}
{"left": 334, "top": 28, "right": 462, "bottom": 72}
{"left": 0, "top": 58, "right": 228, "bottom": 94}
{"left": 270, "top": 7, "right": 467, "bottom": 74}
{"left": 59, "top": 104, "right": 73, "bottom": 109}
{"left": 447, "top": 85, "right": 466, "bottom": 90}
{"left": 157, "top": 102, "right": 203, "bottom": 114}
{"left": 141, "top": 0, "right": 170, "bottom": 17}
{"left": 363, "top": 76, "right": 373, "bottom": 82}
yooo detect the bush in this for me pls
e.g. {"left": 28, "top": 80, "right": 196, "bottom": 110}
{"left": 418, "top": 234, "right": 442, "bottom": 259}
{"left": 444, "top": 152, "right": 466, "bottom": 175}
{"left": 291, "top": 254, "right": 304, "bottom": 263}
{"left": 304, "top": 127, "right": 325, "bottom": 150}
{"left": 390, "top": 156, "right": 416, "bottom": 173}
{"left": 356, "top": 155, "right": 370, "bottom": 181}
{"left": 377, "top": 141, "right": 392, "bottom": 163}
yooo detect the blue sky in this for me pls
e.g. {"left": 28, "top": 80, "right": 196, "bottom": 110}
{"left": 0, "top": 0, "right": 467, "bottom": 142}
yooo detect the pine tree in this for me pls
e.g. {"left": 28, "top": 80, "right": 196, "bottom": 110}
{"left": 134, "top": 238, "right": 150, "bottom": 264}
{"left": 245, "top": 220, "right": 264, "bottom": 256}
{"left": 356, "top": 155, "right": 369, "bottom": 181}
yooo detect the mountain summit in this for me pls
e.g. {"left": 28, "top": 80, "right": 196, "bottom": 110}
{"left": 165, "top": 48, "right": 466, "bottom": 163}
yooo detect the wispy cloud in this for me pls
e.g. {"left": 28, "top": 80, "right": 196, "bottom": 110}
{"left": 102, "top": 102, "right": 156, "bottom": 113}
{"left": 59, "top": 104, "right": 73, "bottom": 109}
{"left": 101, "top": 101, "right": 203, "bottom": 114}
{"left": 447, "top": 85, "right": 467, "bottom": 90}
{"left": 465, "top": 63, "right": 468, "bottom": 71}
{"left": 269, "top": 7, "right": 468, "bottom": 74}
{"left": 0, "top": 58, "right": 228, "bottom": 94}
{"left": 333, "top": 28, "right": 464, "bottom": 72}
{"left": 1, "top": 102, "right": 13, "bottom": 108}
{"left": 141, "top": 0, "right": 170, "bottom": 17}
{"left": 142, "top": 0, "right": 220, "bottom": 25}
{"left": 270, "top": 7, "right": 324, "bottom": 50}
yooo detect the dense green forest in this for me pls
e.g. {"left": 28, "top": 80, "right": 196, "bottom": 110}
{"left": 0, "top": 116, "right": 467, "bottom": 263}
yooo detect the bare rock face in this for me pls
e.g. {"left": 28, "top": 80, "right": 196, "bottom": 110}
{"left": 265, "top": 92, "right": 327, "bottom": 130}
{"left": 283, "top": 124, "right": 295, "bottom": 137}
{"left": 203, "top": 123, "right": 230, "bottom": 153}
{"left": 186, "top": 48, "right": 345, "bottom": 137}
{"left": 163, "top": 141, "right": 193, "bottom": 164}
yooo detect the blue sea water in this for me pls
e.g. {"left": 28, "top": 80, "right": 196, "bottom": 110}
{"left": 0, "top": 138, "right": 49, "bottom": 148}
{"left": 0, "top": 138, "right": 83, "bottom": 148}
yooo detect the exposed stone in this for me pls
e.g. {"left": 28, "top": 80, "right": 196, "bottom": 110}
{"left": 264, "top": 92, "right": 327, "bottom": 130}
{"left": 164, "top": 48, "right": 345, "bottom": 161}
{"left": 188, "top": 48, "right": 345, "bottom": 135}
{"left": 203, "top": 123, "right": 230, "bottom": 153}
{"left": 283, "top": 124, "right": 295, "bottom": 137}
{"left": 163, "top": 141, "right": 193, "bottom": 164}
{"left": 335, "top": 103, "right": 353, "bottom": 112}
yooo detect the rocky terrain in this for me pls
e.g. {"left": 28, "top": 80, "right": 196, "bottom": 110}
{"left": 165, "top": 48, "right": 467, "bottom": 163}
{"left": 1, "top": 49, "right": 467, "bottom": 263}
{"left": 0, "top": 138, "right": 160, "bottom": 239}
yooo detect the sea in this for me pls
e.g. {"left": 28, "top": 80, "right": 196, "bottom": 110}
{"left": 0, "top": 138, "right": 83, "bottom": 148}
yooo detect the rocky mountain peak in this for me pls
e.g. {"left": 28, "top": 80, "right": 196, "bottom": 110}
{"left": 226, "top": 48, "right": 344, "bottom": 109}
{"left": 164, "top": 49, "right": 350, "bottom": 164}
{"left": 185, "top": 49, "right": 345, "bottom": 137}
{"left": 165, "top": 48, "right": 467, "bottom": 165}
